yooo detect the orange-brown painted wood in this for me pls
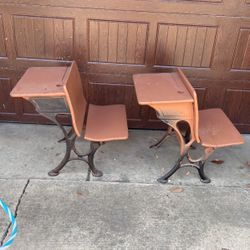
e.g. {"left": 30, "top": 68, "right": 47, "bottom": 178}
{"left": 11, "top": 61, "right": 129, "bottom": 141}
{"left": 133, "top": 69, "right": 244, "bottom": 154}
{"left": 85, "top": 104, "right": 128, "bottom": 142}
{"left": 62, "top": 61, "right": 87, "bottom": 137}
{"left": 10, "top": 67, "right": 67, "bottom": 98}
{"left": 199, "top": 108, "right": 244, "bottom": 148}
{"left": 63, "top": 61, "right": 128, "bottom": 140}
{"left": 133, "top": 69, "right": 199, "bottom": 149}
{"left": 133, "top": 72, "right": 193, "bottom": 105}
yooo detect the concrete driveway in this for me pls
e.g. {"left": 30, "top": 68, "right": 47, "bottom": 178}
{"left": 0, "top": 123, "right": 250, "bottom": 249}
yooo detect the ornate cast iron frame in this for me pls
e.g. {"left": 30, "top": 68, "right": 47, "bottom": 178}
{"left": 153, "top": 114, "right": 214, "bottom": 184}
{"left": 30, "top": 98, "right": 103, "bottom": 177}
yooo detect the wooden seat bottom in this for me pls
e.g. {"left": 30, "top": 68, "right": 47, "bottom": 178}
{"left": 84, "top": 104, "right": 128, "bottom": 142}
{"left": 199, "top": 108, "right": 244, "bottom": 148}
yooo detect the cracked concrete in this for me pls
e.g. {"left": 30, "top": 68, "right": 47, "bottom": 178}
{"left": 0, "top": 180, "right": 29, "bottom": 242}
{"left": 0, "top": 123, "right": 250, "bottom": 249}
{"left": 0, "top": 180, "right": 29, "bottom": 245}
{"left": 8, "top": 181, "right": 250, "bottom": 250}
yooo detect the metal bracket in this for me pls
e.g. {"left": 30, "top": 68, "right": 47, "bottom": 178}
{"left": 155, "top": 114, "right": 213, "bottom": 184}
{"left": 45, "top": 113, "right": 103, "bottom": 177}
{"left": 157, "top": 146, "right": 213, "bottom": 184}
{"left": 150, "top": 126, "right": 173, "bottom": 148}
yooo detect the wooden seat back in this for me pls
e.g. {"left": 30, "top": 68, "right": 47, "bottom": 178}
{"left": 178, "top": 69, "right": 244, "bottom": 148}
{"left": 63, "top": 61, "right": 87, "bottom": 137}
{"left": 177, "top": 68, "right": 200, "bottom": 143}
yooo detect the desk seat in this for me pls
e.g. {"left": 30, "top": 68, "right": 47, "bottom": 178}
{"left": 199, "top": 108, "right": 244, "bottom": 148}
{"left": 84, "top": 104, "right": 128, "bottom": 142}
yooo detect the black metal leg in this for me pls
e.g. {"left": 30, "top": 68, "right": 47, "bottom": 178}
{"left": 42, "top": 115, "right": 103, "bottom": 177}
{"left": 150, "top": 129, "right": 171, "bottom": 149}
{"left": 157, "top": 153, "right": 212, "bottom": 184}
{"left": 48, "top": 139, "right": 71, "bottom": 176}
{"left": 48, "top": 122, "right": 75, "bottom": 176}
{"left": 88, "top": 142, "right": 103, "bottom": 177}
{"left": 58, "top": 127, "right": 74, "bottom": 143}
{"left": 29, "top": 101, "right": 105, "bottom": 178}
{"left": 157, "top": 163, "right": 181, "bottom": 184}
{"left": 198, "top": 161, "right": 211, "bottom": 183}
{"left": 157, "top": 155, "right": 185, "bottom": 184}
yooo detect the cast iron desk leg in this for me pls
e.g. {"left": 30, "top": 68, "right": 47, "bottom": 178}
{"left": 150, "top": 127, "right": 173, "bottom": 149}
{"left": 157, "top": 150, "right": 211, "bottom": 184}
{"left": 155, "top": 117, "right": 211, "bottom": 184}
{"left": 31, "top": 110, "right": 103, "bottom": 177}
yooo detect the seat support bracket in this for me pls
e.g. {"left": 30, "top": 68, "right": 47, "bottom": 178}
{"left": 30, "top": 99, "right": 103, "bottom": 177}
{"left": 46, "top": 113, "right": 103, "bottom": 177}
{"left": 157, "top": 151, "right": 211, "bottom": 184}
{"left": 155, "top": 116, "right": 214, "bottom": 184}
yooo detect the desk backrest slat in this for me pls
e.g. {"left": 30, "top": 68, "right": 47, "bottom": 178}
{"left": 177, "top": 68, "right": 200, "bottom": 143}
{"left": 63, "top": 61, "right": 87, "bottom": 137}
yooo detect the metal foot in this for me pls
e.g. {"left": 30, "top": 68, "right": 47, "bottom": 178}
{"left": 48, "top": 136, "right": 74, "bottom": 176}
{"left": 198, "top": 161, "right": 211, "bottom": 183}
{"left": 157, "top": 155, "right": 184, "bottom": 184}
{"left": 88, "top": 142, "right": 103, "bottom": 177}
{"left": 157, "top": 153, "right": 212, "bottom": 184}
{"left": 157, "top": 162, "right": 181, "bottom": 184}
{"left": 49, "top": 137, "right": 103, "bottom": 177}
